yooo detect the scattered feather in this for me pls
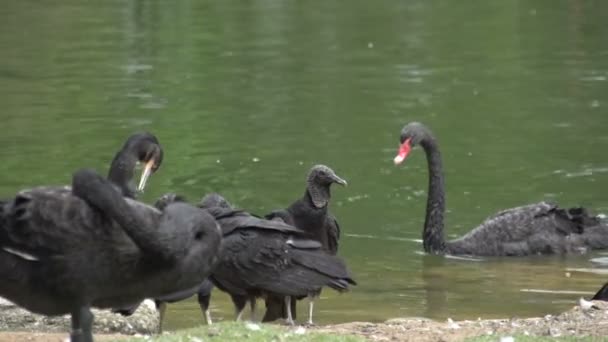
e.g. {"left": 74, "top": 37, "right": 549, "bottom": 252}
{"left": 579, "top": 297, "right": 598, "bottom": 311}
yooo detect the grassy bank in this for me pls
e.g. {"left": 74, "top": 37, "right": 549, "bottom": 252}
{"left": 466, "top": 335, "right": 608, "bottom": 342}
{"left": 124, "top": 322, "right": 364, "bottom": 342}
{"left": 122, "top": 324, "right": 608, "bottom": 342}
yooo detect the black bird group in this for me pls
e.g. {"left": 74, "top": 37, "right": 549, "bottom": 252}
{"left": 2, "top": 122, "right": 608, "bottom": 342}
{"left": 117, "top": 165, "right": 353, "bottom": 329}
{"left": 0, "top": 133, "right": 355, "bottom": 341}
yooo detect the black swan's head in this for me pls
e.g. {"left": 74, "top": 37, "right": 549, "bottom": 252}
{"left": 108, "top": 132, "right": 164, "bottom": 197}
{"left": 394, "top": 122, "right": 432, "bottom": 165}
{"left": 306, "top": 165, "right": 347, "bottom": 208}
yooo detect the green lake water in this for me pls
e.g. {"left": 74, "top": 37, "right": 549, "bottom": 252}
{"left": 1, "top": 0, "right": 608, "bottom": 329}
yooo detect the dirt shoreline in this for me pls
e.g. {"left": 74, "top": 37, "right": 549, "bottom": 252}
{"left": 315, "top": 300, "right": 608, "bottom": 341}
{"left": 0, "top": 332, "right": 126, "bottom": 342}
{"left": 1, "top": 301, "right": 607, "bottom": 342}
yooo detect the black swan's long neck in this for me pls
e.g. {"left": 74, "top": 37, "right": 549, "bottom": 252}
{"left": 420, "top": 137, "right": 447, "bottom": 253}
{"left": 107, "top": 151, "right": 137, "bottom": 198}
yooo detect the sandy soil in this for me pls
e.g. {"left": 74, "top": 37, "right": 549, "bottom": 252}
{"left": 2, "top": 301, "right": 608, "bottom": 342}
{"left": 0, "top": 332, "right": 126, "bottom": 342}
{"left": 315, "top": 300, "right": 608, "bottom": 342}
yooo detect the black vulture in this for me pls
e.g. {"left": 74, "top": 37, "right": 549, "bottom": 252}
{"left": 201, "top": 193, "right": 355, "bottom": 325}
{"left": 263, "top": 164, "right": 347, "bottom": 324}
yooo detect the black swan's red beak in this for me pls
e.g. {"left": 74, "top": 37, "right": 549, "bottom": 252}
{"left": 394, "top": 138, "right": 412, "bottom": 165}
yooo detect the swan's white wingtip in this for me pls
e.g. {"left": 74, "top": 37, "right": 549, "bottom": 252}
{"left": 142, "top": 299, "right": 156, "bottom": 311}
{"left": 579, "top": 297, "right": 596, "bottom": 311}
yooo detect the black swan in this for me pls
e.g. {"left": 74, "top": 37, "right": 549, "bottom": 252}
{"left": 199, "top": 193, "right": 355, "bottom": 325}
{"left": 5, "top": 132, "right": 163, "bottom": 203}
{"left": 393, "top": 122, "right": 608, "bottom": 256}
{"left": 107, "top": 132, "right": 163, "bottom": 197}
{"left": 0, "top": 169, "right": 222, "bottom": 342}
{"left": 112, "top": 194, "right": 216, "bottom": 331}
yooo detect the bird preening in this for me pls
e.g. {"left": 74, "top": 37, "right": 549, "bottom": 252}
{"left": 0, "top": 167, "right": 221, "bottom": 342}
{"left": 1, "top": 124, "right": 607, "bottom": 341}
{"left": 107, "top": 132, "right": 164, "bottom": 197}
{"left": 0, "top": 133, "right": 221, "bottom": 342}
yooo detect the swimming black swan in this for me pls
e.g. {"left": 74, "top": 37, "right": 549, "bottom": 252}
{"left": 200, "top": 193, "right": 355, "bottom": 325}
{"left": 263, "top": 164, "right": 347, "bottom": 324}
{"left": 0, "top": 169, "right": 221, "bottom": 342}
{"left": 393, "top": 122, "right": 608, "bottom": 256}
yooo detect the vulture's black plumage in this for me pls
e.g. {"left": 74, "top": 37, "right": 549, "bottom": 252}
{"left": 111, "top": 192, "right": 323, "bottom": 326}
{"left": 260, "top": 164, "right": 348, "bottom": 325}
{"left": 200, "top": 193, "right": 355, "bottom": 325}
{"left": 112, "top": 185, "right": 354, "bottom": 327}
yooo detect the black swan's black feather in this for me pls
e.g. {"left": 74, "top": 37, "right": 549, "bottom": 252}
{"left": 395, "top": 122, "right": 608, "bottom": 256}
{"left": 0, "top": 169, "right": 221, "bottom": 342}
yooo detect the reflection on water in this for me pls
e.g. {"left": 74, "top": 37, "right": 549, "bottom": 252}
{"left": 1, "top": 0, "right": 608, "bottom": 330}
